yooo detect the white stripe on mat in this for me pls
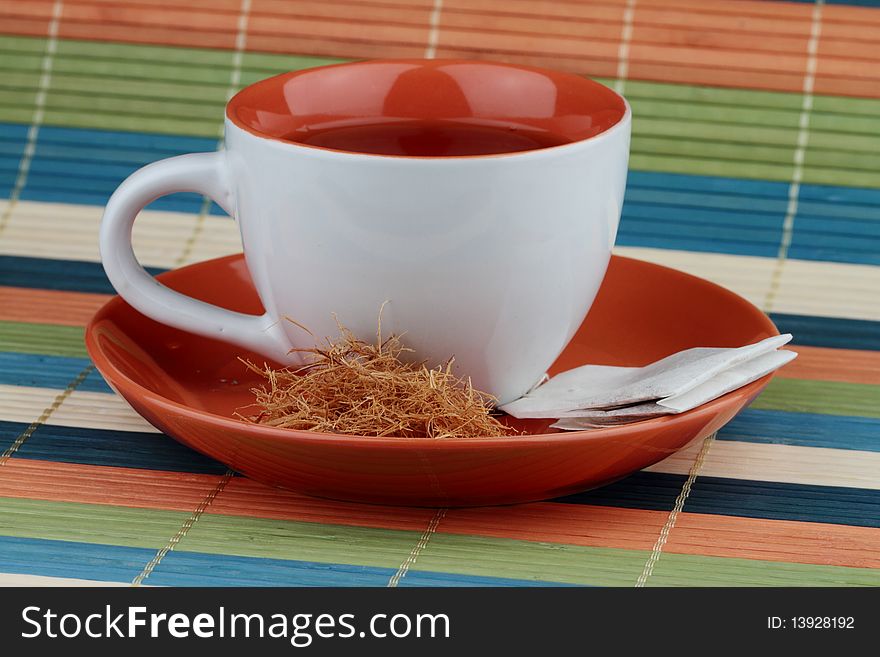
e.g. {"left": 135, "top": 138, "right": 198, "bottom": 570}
{"left": 0, "top": 202, "right": 878, "bottom": 322}
{"left": 0, "top": 200, "right": 240, "bottom": 269}
{"left": 615, "top": 245, "right": 880, "bottom": 321}
{"left": 0, "top": 385, "right": 160, "bottom": 433}
{"left": 647, "top": 438, "right": 880, "bottom": 491}
{"left": 0, "top": 573, "right": 142, "bottom": 587}
{"left": 614, "top": 0, "right": 637, "bottom": 95}
{"left": 424, "top": 0, "right": 443, "bottom": 59}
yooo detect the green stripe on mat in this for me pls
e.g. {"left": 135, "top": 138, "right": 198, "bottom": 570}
{"left": 415, "top": 534, "right": 880, "bottom": 587}
{"left": 34, "top": 112, "right": 218, "bottom": 139}
{"left": 0, "top": 322, "right": 86, "bottom": 358}
{"left": 406, "top": 534, "right": 647, "bottom": 586}
{"left": 750, "top": 379, "right": 880, "bottom": 419}
{"left": 634, "top": 118, "right": 799, "bottom": 148}
{"left": 1, "top": 36, "right": 879, "bottom": 187}
{"left": 0, "top": 497, "right": 189, "bottom": 549}
{"left": 0, "top": 498, "right": 422, "bottom": 571}
{"left": 629, "top": 154, "right": 880, "bottom": 188}
{"left": 645, "top": 552, "right": 880, "bottom": 587}
{"left": 0, "top": 35, "right": 345, "bottom": 138}
{"left": 631, "top": 125, "right": 880, "bottom": 159}
{"left": 629, "top": 154, "right": 795, "bottom": 184}
{"left": 179, "top": 514, "right": 435, "bottom": 570}
{"left": 596, "top": 78, "right": 880, "bottom": 118}
{"left": 2, "top": 499, "right": 877, "bottom": 586}
{"left": 47, "top": 75, "right": 227, "bottom": 104}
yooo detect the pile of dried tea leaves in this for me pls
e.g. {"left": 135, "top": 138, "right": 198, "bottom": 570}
{"left": 238, "top": 322, "right": 516, "bottom": 439}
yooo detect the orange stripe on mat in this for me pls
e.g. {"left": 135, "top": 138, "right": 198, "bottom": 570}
{"left": 779, "top": 346, "right": 880, "bottom": 385}
{"left": 8, "top": 0, "right": 878, "bottom": 29}
{"left": 435, "top": 506, "right": 880, "bottom": 569}
{"left": 0, "top": 0, "right": 53, "bottom": 22}
{"left": 0, "top": 458, "right": 223, "bottom": 510}
{"left": 0, "top": 287, "right": 110, "bottom": 326}
{"left": 665, "top": 512, "right": 880, "bottom": 569}
{"left": 208, "top": 477, "right": 440, "bottom": 530}
{"left": 6, "top": 0, "right": 880, "bottom": 33}
{"left": 2, "top": 0, "right": 880, "bottom": 97}
{"left": 441, "top": 503, "right": 667, "bottom": 551}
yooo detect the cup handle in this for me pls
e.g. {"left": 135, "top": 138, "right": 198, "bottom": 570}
{"left": 99, "top": 151, "right": 292, "bottom": 362}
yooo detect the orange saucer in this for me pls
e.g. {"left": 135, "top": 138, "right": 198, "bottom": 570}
{"left": 85, "top": 254, "right": 778, "bottom": 507}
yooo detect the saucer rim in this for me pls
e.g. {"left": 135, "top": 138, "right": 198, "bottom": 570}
{"left": 85, "top": 254, "right": 778, "bottom": 449}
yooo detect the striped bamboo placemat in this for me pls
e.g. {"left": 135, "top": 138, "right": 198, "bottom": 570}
{"left": 0, "top": 0, "right": 878, "bottom": 587}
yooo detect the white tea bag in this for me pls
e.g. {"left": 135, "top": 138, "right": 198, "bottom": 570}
{"left": 550, "top": 349, "right": 796, "bottom": 431}
{"left": 657, "top": 348, "right": 796, "bottom": 413}
{"left": 500, "top": 334, "right": 792, "bottom": 419}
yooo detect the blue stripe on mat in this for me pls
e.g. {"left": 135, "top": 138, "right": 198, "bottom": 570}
{"left": 2, "top": 123, "right": 878, "bottom": 264}
{"left": 0, "top": 255, "right": 164, "bottom": 295}
{"left": 556, "top": 472, "right": 685, "bottom": 511}
{"left": 720, "top": 409, "right": 880, "bottom": 452}
{"left": 771, "top": 313, "right": 880, "bottom": 351}
{"left": 0, "top": 536, "right": 155, "bottom": 584}
{"left": 555, "top": 473, "right": 880, "bottom": 527}
{"left": 148, "top": 552, "right": 397, "bottom": 587}
{"left": 1, "top": 124, "right": 224, "bottom": 214}
{"left": 152, "top": 551, "right": 568, "bottom": 587}
{"left": 685, "top": 477, "right": 880, "bottom": 528}
{"left": 0, "top": 421, "right": 228, "bottom": 474}
{"left": 0, "top": 536, "right": 566, "bottom": 587}
{"left": 0, "top": 352, "right": 110, "bottom": 392}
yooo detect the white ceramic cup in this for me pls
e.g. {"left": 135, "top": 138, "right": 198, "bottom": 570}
{"left": 100, "top": 60, "right": 630, "bottom": 405}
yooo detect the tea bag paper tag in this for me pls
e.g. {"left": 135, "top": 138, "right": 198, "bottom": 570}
{"left": 549, "top": 348, "right": 796, "bottom": 430}
{"left": 657, "top": 348, "right": 796, "bottom": 413}
{"left": 501, "top": 334, "right": 794, "bottom": 421}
